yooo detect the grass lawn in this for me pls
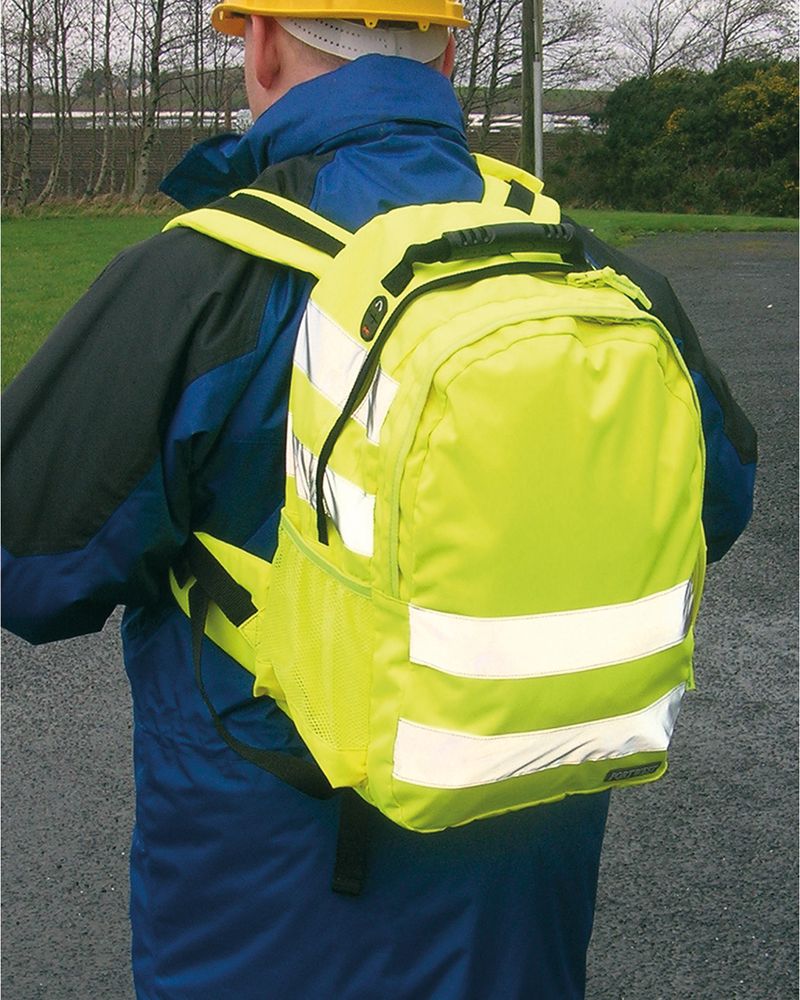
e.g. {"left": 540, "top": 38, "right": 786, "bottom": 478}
{"left": 2, "top": 214, "right": 173, "bottom": 387}
{"left": 567, "top": 208, "right": 797, "bottom": 245}
{"left": 2, "top": 207, "right": 796, "bottom": 387}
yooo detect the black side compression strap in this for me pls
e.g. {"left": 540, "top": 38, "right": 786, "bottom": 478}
{"left": 332, "top": 791, "right": 371, "bottom": 896}
{"left": 187, "top": 582, "right": 369, "bottom": 894}
{"left": 214, "top": 192, "right": 346, "bottom": 258}
{"left": 187, "top": 535, "right": 256, "bottom": 626}
{"left": 188, "top": 583, "right": 335, "bottom": 800}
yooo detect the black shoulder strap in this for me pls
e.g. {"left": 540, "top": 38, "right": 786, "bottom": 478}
{"left": 164, "top": 189, "right": 352, "bottom": 280}
{"left": 212, "top": 192, "right": 347, "bottom": 258}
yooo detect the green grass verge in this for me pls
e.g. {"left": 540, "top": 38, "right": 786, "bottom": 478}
{"left": 2, "top": 214, "right": 173, "bottom": 387}
{"left": 2, "top": 208, "right": 796, "bottom": 387}
{"left": 566, "top": 208, "right": 797, "bottom": 245}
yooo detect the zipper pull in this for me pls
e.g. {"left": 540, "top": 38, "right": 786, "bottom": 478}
{"left": 567, "top": 266, "right": 652, "bottom": 310}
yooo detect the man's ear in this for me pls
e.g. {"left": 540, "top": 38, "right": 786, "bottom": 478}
{"left": 250, "top": 15, "right": 281, "bottom": 91}
{"left": 440, "top": 32, "right": 456, "bottom": 78}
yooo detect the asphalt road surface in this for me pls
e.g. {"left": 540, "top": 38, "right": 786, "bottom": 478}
{"left": 2, "top": 232, "right": 797, "bottom": 1000}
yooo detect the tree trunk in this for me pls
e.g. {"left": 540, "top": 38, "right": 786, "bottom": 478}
{"left": 35, "top": 0, "right": 65, "bottom": 204}
{"left": 18, "top": 0, "right": 35, "bottom": 208}
{"left": 131, "top": 0, "right": 166, "bottom": 201}
{"left": 1, "top": 10, "right": 22, "bottom": 205}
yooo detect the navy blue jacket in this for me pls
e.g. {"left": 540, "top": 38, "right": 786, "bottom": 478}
{"left": 2, "top": 56, "right": 755, "bottom": 999}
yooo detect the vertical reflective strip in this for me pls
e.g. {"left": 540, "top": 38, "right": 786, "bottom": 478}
{"left": 287, "top": 431, "right": 374, "bottom": 558}
{"left": 392, "top": 684, "right": 685, "bottom": 789}
{"left": 285, "top": 412, "right": 296, "bottom": 479}
{"left": 353, "top": 367, "right": 399, "bottom": 444}
{"left": 293, "top": 300, "right": 397, "bottom": 444}
{"left": 409, "top": 580, "right": 693, "bottom": 679}
{"left": 289, "top": 433, "right": 317, "bottom": 505}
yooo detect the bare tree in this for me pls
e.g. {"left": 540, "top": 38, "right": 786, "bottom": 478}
{"left": 130, "top": 0, "right": 167, "bottom": 200}
{"left": 0, "top": 0, "right": 631, "bottom": 203}
{"left": 454, "top": 0, "right": 496, "bottom": 121}
{"left": 1, "top": 1, "right": 28, "bottom": 204}
{"left": 89, "top": 0, "right": 118, "bottom": 195}
{"left": 457, "top": 0, "right": 522, "bottom": 149}
{"left": 542, "top": 0, "right": 614, "bottom": 89}
{"left": 207, "top": 22, "right": 240, "bottom": 129}
{"left": 457, "top": 0, "right": 611, "bottom": 150}
{"left": 2, "top": 0, "right": 251, "bottom": 203}
{"left": 693, "top": 0, "right": 797, "bottom": 68}
{"left": 14, "top": 0, "right": 37, "bottom": 207}
{"left": 36, "top": 0, "right": 80, "bottom": 204}
{"left": 192, "top": 0, "right": 205, "bottom": 127}
{"left": 617, "top": 0, "right": 711, "bottom": 77}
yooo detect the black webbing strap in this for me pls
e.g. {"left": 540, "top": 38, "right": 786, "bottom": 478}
{"left": 332, "top": 790, "right": 371, "bottom": 896}
{"left": 213, "top": 192, "right": 346, "bottom": 258}
{"left": 187, "top": 577, "right": 370, "bottom": 894}
{"left": 188, "top": 583, "right": 335, "bottom": 799}
{"left": 187, "top": 535, "right": 257, "bottom": 626}
{"left": 505, "top": 179, "right": 536, "bottom": 215}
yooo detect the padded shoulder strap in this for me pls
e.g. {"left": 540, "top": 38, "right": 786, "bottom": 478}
{"left": 474, "top": 153, "right": 560, "bottom": 223}
{"left": 164, "top": 189, "right": 352, "bottom": 279}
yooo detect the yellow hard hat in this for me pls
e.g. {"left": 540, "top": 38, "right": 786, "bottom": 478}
{"left": 211, "top": 0, "right": 470, "bottom": 35}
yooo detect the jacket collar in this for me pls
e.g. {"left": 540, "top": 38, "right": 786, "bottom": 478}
{"left": 161, "top": 55, "right": 467, "bottom": 209}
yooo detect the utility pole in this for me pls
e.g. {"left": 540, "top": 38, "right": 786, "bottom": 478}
{"left": 520, "top": 0, "right": 544, "bottom": 178}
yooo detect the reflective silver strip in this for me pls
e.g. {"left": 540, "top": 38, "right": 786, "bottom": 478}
{"left": 353, "top": 367, "right": 398, "bottom": 444}
{"left": 286, "top": 427, "right": 374, "bottom": 558}
{"left": 293, "top": 299, "right": 397, "bottom": 444}
{"left": 409, "top": 580, "right": 693, "bottom": 679}
{"left": 392, "top": 684, "right": 685, "bottom": 789}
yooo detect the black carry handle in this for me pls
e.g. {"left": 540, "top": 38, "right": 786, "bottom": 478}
{"left": 382, "top": 222, "right": 582, "bottom": 296}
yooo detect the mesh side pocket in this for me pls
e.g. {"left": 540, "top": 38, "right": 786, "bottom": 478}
{"left": 263, "top": 523, "right": 372, "bottom": 755}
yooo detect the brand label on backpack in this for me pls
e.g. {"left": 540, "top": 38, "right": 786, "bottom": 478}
{"left": 604, "top": 763, "right": 662, "bottom": 783}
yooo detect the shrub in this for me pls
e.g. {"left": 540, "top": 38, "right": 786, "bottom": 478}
{"left": 586, "top": 59, "right": 798, "bottom": 216}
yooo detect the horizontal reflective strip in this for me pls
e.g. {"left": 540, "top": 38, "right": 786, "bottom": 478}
{"left": 393, "top": 684, "right": 685, "bottom": 789}
{"left": 409, "top": 580, "right": 693, "bottom": 679}
{"left": 293, "top": 299, "right": 397, "bottom": 444}
{"left": 286, "top": 428, "right": 374, "bottom": 558}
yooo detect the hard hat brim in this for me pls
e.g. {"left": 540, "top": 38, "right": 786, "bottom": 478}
{"left": 211, "top": 0, "right": 470, "bottom": 35}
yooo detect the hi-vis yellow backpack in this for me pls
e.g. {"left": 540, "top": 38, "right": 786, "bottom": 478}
{"left": 168, "top": 155, "right": 706, "bottom": 848}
